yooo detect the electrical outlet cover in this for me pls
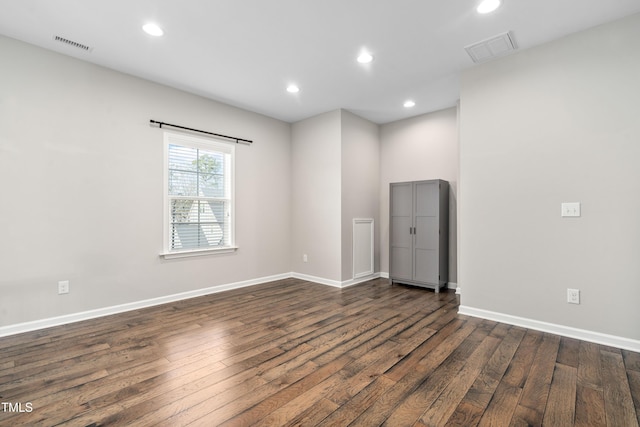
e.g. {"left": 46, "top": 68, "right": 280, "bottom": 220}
{"left": 58, "top": 280, "right": 70, "bottom": 294}
{"left": 561, "top": 202, "right": 581, "bottom": 217}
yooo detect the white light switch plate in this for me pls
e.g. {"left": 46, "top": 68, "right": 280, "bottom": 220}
{"left": 561, "top": 202, "right": 581, "bottom": 217}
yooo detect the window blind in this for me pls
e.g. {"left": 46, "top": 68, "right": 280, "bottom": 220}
{"left": 164, "top": 132, "right": 234, "bottom": 252}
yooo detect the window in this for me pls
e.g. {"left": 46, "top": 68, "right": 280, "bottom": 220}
{"left": 162, "top": 132, "right": 235, "bottom": 257}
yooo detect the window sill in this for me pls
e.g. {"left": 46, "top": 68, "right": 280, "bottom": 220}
{"left": 160, "top": 246, "right": 238, "bottom": 260}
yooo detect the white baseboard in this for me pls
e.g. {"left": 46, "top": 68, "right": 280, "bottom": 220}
{"left": 448, "top": 281, "right": 457, "bottom": 290}
{"left": 458, "top": 305, "right": 640, "bottom": 353}
{"left": 341, "top": 273, "right": 382, "bottom": 288}
{"left": 290, "top": 272, "right": 381, "bottom": 288}
{"left": 0, "top": 272, "right": 387, "bottom": 338}
{"left": 0, "top": 273, "right": 291, "bottom": 338}
{"left": 290, "top": 272, "right": 342, "bottom": 288}
{"left": 380, "top": 271, "right": 389, "bottom": 279}
{"left": 3, "top": 275, "right": 638, "bottom": 354}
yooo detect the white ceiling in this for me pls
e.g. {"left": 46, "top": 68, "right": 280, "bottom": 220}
{"left": 1, "top": 0, "right": 639, "bottom": 124}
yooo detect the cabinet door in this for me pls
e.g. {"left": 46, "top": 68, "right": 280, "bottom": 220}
{"left": 390, "top": 183, "right": 412, "bottom": 281}
{"left": 413, "top": 181, "right": 439, "bottom": 284}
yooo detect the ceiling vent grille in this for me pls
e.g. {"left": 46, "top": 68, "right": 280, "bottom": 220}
{"left": 53, "top": 35, "right": 92, "bottom": 52}
{"left": 465, "top": 31, "right": 517, "bottom": 63}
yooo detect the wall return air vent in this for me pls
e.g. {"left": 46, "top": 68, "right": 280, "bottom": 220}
{"left": 53, "top": 35, "right": 92, "bottom": 52}
{"left": 465, "top": 31, "right": 517, "bottom": 63}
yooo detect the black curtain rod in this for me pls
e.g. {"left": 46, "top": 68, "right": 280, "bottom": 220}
{"left": 150, "top": 120, "right": 253, "bottom": 144}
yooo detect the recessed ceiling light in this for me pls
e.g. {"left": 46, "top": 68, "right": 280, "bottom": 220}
{"left": 403, "top": 100, "right": 416, "bottom": 108}
{"left": 357, "top": 52, "right": 374, "bottom": 64}
{"left": 142, "top": 23, "right": 164, "bottom": 37}
{"left": 286, "top": 84, "right": 300, "bottom": 93}
{"left": 477, "top": 0, "right": 501, "bottom": 14}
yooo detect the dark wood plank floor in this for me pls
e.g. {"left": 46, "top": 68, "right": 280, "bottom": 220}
{"left": 1, "top": 278, "right": 638, "bottom": 426}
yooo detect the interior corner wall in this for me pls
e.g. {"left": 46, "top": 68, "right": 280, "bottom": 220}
{"left": 379, "top": 107, "right": 459, "bottom": 282}
{"left": 459, "top": 13, "right": 640, "bottom": 341}
{"left": 340, "top": 110, "right": 380, "bottom": 282}
{"left": 0, "top": 35, "right": 292, "bottom": 327}
{"left": 290, "top": 110, "right": 342, "bottom": 281}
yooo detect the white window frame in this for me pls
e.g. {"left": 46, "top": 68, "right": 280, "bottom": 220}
{"left": 160, "top": 131, "right": 237, "bottom": 259}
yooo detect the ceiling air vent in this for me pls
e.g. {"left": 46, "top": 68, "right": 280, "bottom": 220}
{"left": 53, "top": 35, "right": 92, "bottom": 52}
{"left": 465, "top": 31, "right": 517, "bottom": 63}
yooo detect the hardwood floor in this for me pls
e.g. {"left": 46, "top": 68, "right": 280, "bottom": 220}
{"left": 1, "top": 278, "right": 639, "bottom": 426}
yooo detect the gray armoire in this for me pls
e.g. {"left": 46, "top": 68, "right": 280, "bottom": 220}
{"left": 389, "top": 179, "right": 449, "bottom": 292}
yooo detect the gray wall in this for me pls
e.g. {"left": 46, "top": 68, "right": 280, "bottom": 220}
{"left": 4, "top": 12, "right": 637, "bottom": 346}
{"left": 379, "top": 107, "right": 459, "bottom": 282}
{"left": 290, "top": 110, "right": 342, "bottom": 281}
{"left": 0, "top": 33, "right": 450, "bottom": 329}
{"left": 459, "top": 13, "right": 640, "bottom": 340}
{"left": 291, "top": 109, "right": 381, "bottom": 283}
{"left": 341, "top": 110, "right": 380, "bottom": 281}
{"left": 0, "top": 35, "right": 292, "bottom": 326}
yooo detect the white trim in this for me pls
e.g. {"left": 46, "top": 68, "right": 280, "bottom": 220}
{"left": 160, "top": 246, "right": 238, "bottom": 259}
{"left": 448, "top": 281, "right": 457, "bottom": 290}
{"left": 458, "top": 305, "right": 640, "bottom": 353}
{"left": 455, "top": 286, "right": 461, "bottom": 295}
{"left": 4, "top": 275, "right": 637, "bottom": 354}
{"left": 290, "top": 272, "right": 342, "bottom": 288}
{"left": 163, "top": 131, "right": 236, "bottom": 254}
{"left": 341, "top": 273, "right": 381, "bottom": 288}
{"left": 0, "top": 272, "right": 387, "bottom": 338}
{"left": 0, "top": 273, "right": 289, "bottom": 338}
{"left": 380, "top": 271, "right": 389, "bottom": 279}
{"left": 291, "top": 272, "right": 381, "bottom": 289}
